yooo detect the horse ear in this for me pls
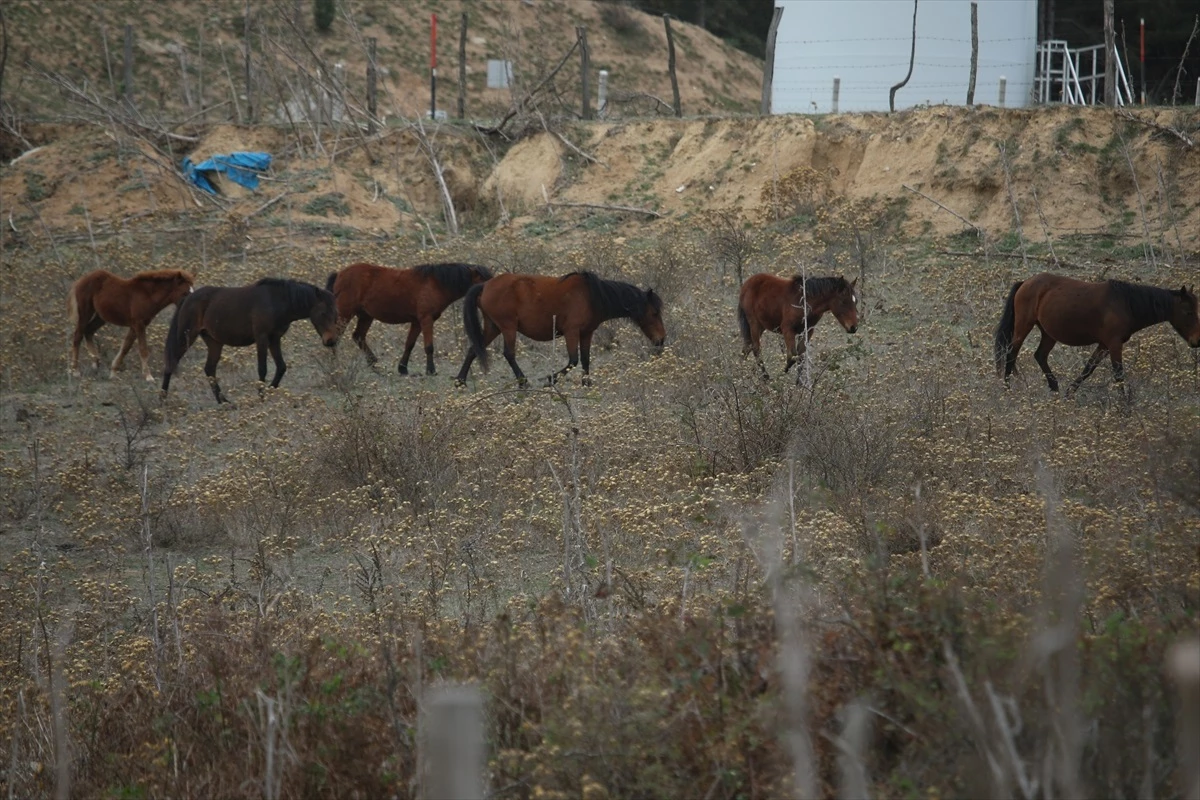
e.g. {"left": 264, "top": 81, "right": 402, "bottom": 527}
{"left": 850, "top": 277, "right": 858, "bottom": 289}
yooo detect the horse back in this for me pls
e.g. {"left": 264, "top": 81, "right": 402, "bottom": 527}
{"left": 1021, "top": 273, "right": 1121, "bottom": 346}
{"left": 332, "top": 262, "right": 421, "bottom": 322}
{"left": 739, "top": 273, "right": 795, "bottom": 331}
{"left": 480, "top": 273, "right": 589, "bottom": 340}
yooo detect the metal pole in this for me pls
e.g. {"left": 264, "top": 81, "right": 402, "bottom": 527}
{"left": 422, "top": 686, "right": 484, "bottom": 800}
{"left": 430, "top": 13, "right": 437, "bottom": 118}
{"left": 831, "top": 77, "right": 840, "bottom": 113}
{"left": 598, "top": 69, "right": 609, "bottom": 116}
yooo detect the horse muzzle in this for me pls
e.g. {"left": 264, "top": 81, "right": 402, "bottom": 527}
{"left": 845, "top": 324, "right": 858, "bottom": 334}
{"left": 652, "top": 339, "right": 666, "bottom": 355}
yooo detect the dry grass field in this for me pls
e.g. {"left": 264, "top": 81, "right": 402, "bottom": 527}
{"left": 2, "top": 2, "right": 1200, "bottom": 796}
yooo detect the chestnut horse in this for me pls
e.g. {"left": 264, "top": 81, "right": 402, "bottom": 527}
{"left": 161, "top": 278, "right": 340, "bottom": 404}
{"left": 454, "top": 271, "right": 666, "bottom": 387}
{"left": 995, "top": 273, "right": 1200, "bottom": 394}
{"left": 737, "top": 273, "right": 859, "bottom": 380}
{"left": 325, "top": 262, "right": 493, "bottom": 375}
{"left": 68, "top": 269, "right": 195, "bottom": 381}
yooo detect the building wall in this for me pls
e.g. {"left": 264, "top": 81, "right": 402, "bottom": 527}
{"left": 771, "top": 0, "right": 1038, "bottom": 113}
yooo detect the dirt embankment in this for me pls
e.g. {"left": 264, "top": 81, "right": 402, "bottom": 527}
{"left": 3, "top": 105, "right": 1198, "bottom": 249}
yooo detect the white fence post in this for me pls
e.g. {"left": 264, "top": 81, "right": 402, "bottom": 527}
{"left": 598, "top": 69, "right": 609, "bottom": 116}
{"left": 422, "top": 685, "right": 484, "bottom": 800}
{"left": 832, "top": 76, "right": 840, "bottom": 113}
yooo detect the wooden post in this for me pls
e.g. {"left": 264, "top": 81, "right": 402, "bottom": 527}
{"left": 889, "top": 0, "right": 919, "bottom": 113}
{"left": 243, "top": 0, "right": 253, "bottom": 122}
{"left": 367, "top": 37, "right": 377, "bottom": 133}
{"left": 1103, "top": 0, "right": 1116, "bottom": 106}
{"left": 122, "top": 24, "right": 134, "bottom": 108}
{"left": 578, "top": 26, "right": 591, "bottom": 120}
{"left": 761, "top": 6, "right": 783, "bottom": 114}
{"left": 422, "top": 686, "right": 484, "bottom": 800}
{"left": 457, "top": 11, "right": 467, "bottom": 119}
{"left": 664, "top": 15, "right": 681, "bottom": 117}
{"left": 966, "top": 2, "right": 978, "bottom": 105}
{"left": 998, "top": 75, "right": 1007, "bottom": 107}
{"left": 831, "top": 77, "right": 840, "bottom": 113}
{"left": 430, "top": 13, "right": 437, "bottom": 118}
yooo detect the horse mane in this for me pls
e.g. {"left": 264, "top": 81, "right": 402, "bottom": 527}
{"left": 255, "top": 277, "right": 324, "bottom": 311}
{"left": 789, "top": 275, "right": 852, "bottom": 300}
{"left": 135, "top": 269, "right": 192, "bottom": 283}
{"left": 414, "top": 262, "right": 493, "bottom": 296}
{"left": 1109, "top": 280, "right": 1176, "bottom": 326}
{"left": 568, "top": 271, "right": 660, "bottom": 319}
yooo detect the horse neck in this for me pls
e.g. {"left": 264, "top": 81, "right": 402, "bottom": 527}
{"left": 796, "top": 285, "right": 834, "bottom": 320}
{"left": 1120, "top": 283, "right": 1175, "bottom": 333}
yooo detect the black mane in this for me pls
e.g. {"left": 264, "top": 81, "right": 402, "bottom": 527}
{"left": 568, "top": 271, "right": 660, "bottom": 320}
{"left": 255, "top": 277, "right": 325, "bottom": 313}
{"left": 1109, "top": 280, "right": 1176, "bottom": 326}
{"left": 414, "top": 262, "right": 493, "bottom": 296}
{"left": 789, "top": 275, "right": 852, "bottom": 300}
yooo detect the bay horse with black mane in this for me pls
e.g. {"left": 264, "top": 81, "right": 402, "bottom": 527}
{"left": 161, "top": 278, "right": 341, "bottom": 404}
{"left": 995, "top": 272, "right": 1200, "bottom": 394}
{"left": 326, "top": 262, "right": 493, "bottom": 375}
{"left": 737, "top": 273, "right": 859, "bottom": 380}
{"left": 68, "top": 268, "right": 195, "bottom": 381}
{"left": 454, "top": 271, "right": 665, "bottom": 387}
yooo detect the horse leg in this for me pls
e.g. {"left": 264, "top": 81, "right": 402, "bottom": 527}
{"left": 546, "top": 330, "right": 580, "bottom": 386}
{"left": 454, "top": 323, "right": 501, "bottom": 386}
{"left": 1066, "top": 345, "right": 1107, "bottom": 396}
{"left": 421, "top": 316, "right": 437, "bottom": 376}
{"left": 268, "top": 336, "right": 287, "bottom": 389}
{"left": 352, "top": 313, "right": 378, "bottom": 366}
{"left": 82, "top": 316, "right": 106, "bottom": 373}
{"left": 202, "top": 336, "right": 228, "bottom": 404}
{"left": 1032, "top": 332, "right": 1060, "bottom": 392}
{"left": 111, "top": 327, "right": 137, "bottom": 375}
{"left": 1108, "top": 342, "right": 1129, "bottom": 403}
{"left": 748, "top": 326, "right": 769, "bottom": 381}
{"left": 135, "top": 327, "right": 155, "bottom": 382}
{"left": 782, "top": 327, "right": 798, "bottom": 374}
{"left": 397, "top": 323, "right": 420, "bottom": 375}
{"left": 580, "top": 331, "right": 594, "bottom": 387}
{"left": 1003, "top": 313, "right": 1036, "bottom": 385}
{"left": 501, "top": 327, "right": 527, "bottom": 387}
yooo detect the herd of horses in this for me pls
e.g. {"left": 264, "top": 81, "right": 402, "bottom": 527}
{"left": 65, "top": 261, "right": 1200, "bottom": 404}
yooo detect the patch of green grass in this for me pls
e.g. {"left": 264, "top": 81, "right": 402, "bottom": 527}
{"left": 24, "top": 171, "right": 49, "bottom": 202}
{"left": 303, "top": 193, "right": 351, "bottom": 217}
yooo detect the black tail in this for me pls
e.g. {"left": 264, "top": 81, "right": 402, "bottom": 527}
{"left": 737, "top": 303, "right": 752, "bottom": 348}
{"left": 462, "top": 283, "right": 489, "bottom": 372}
{"left": 994, "top": 280, "right": 1023, "bottom": 376}
{"left": 162, "top": 300, "right": 191, "bottom": 379}
{"left": 325, "top": 272, "right": 338, "bottom": 293}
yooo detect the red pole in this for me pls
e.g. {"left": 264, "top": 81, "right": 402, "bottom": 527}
{"left": 431, "top": 13, "right": 438, "bottom": 118}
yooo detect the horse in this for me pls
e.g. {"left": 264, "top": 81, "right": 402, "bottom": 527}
{"left": 161, "top": 278, "right": 341, "bottom": 404}
{"left": 995, "top": 273, "right": 1200, "bottom": 394}
{"left": 68, "top": 268, "right": 195, "bottom": 382}
{"left": 325, "top": 262, "right": 493, "bottom": 375}
{"left": 454, "top": 271, "right": 666, "bottom": 387}
{"left": 737, "top": 273, "right": 859, "bottom": 380}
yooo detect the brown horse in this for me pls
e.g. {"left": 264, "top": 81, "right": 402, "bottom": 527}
{"left": 325, "top": 262, "right": 493, "bottom": 375}
{"left": 161, "top": 278, "right": 341, "bottom": 404}
{"left": 737, "top": 273, "right": 859, "bottom": 380}
{"left": 995, "top": 273, "right": 1200, "bottom": 394}
{"left": 454, "top": 271, "right": 665, "bottom": 387}
{"left": 68, "top": 268, "right": 195, "bottom": 381}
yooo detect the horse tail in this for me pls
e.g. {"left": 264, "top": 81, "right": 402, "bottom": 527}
{"left": 462, "top": 283, "right": 489, "bottom": 372}
{"left": 162, "top": 299, "right": 191, "bottom": 377}
{"left": 325, "top": 272, "right": 338, "bottom": 294}
{"left": 994, "top": 280, "right": 1023, "bottom": 376}
{"left": 737, "top": 303, "right": 752, "bottom": 348}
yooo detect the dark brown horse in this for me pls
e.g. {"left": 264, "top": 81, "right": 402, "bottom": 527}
{"left": 161, "top": 278, "right": 341, "bottom": 404}
{"left": 737, "top": 273, "right": 859, "bottom": 380}
{"left": 995, "top": 273, "right": 1200, "bottom": 394}
{"left": 325, "top": 262, "right": 493, "bottom": 375}
{"left": 454, "top": 271, "right": 665, "bottom": 387}
{"left": 68, "top": 268, "right": 195, "bottom": 381}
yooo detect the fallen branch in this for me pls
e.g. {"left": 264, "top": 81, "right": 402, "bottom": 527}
{"left": 1114, "top": 108, "right": 1195, "bottom": 148}
{"left": 545, "top": 200, "right": 663, "bottom": 218}
{"left": 247, "top": 191, "right": 291, "bottom": 219}
{"left": 902, "top": 184, "right": 984, "bottom": 234}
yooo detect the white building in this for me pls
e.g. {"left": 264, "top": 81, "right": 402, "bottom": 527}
{"left": 769, "top": 0, "right": 1039, "bottom": 113}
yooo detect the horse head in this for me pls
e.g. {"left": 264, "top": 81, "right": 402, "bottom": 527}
{"left": 639, "top": 288, "right": 666, "bottom": 354}
{"left": 1172, "top": 285, "right": 1200, "bottom": 347}
{"left": 831, "top": 277, "right": 859, "bottom": 334}
{"left": 311, "top": 288, "right": 342, "bottom": 347}
{"left": 170, "top": 271, "right": 196, "bottom": 305}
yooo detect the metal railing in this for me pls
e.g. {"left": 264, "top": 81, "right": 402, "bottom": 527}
{"left": 1035, "top": 39, "right": 1132, "bottom": 106}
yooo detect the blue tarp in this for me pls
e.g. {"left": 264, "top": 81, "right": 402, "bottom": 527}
{"left": 181, "top": 151, "right": 272, "bottom": 195}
